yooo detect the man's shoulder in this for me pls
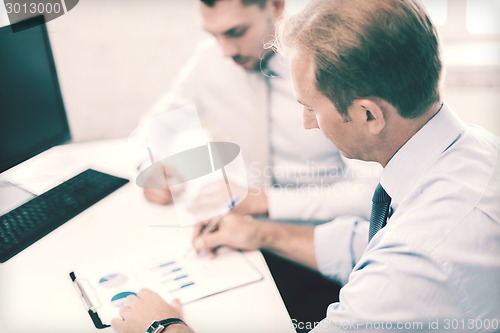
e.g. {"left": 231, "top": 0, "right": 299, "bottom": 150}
{"left": 193, "top": 39, "right": 220, "bottom": 58}
{"left": 464, "top": 124, "right": 500, "bottom": 153}
{"left": 423, "top": 123, "right": 498, "bottom": 188}
{"left": 389, "top": 124, "right": 499, "bottom": 243}
{"left": 191, "top": 39, "right": 233, "bottom": 68}
{"left": 438, "top": 124, "right": 499, "bottom": 185}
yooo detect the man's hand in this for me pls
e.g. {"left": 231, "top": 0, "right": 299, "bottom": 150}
{"left": 193, "top": 213, "right": 318, "bottom": 270}
{"left": 143, "top": 164, "right": 184, "bottom": 205}
{"left": 144, "top": 188, "right": 173, "bottom": 205}
{"left": 192, "top": 213, "right": 264, "bottom": 257}
{"left": 111, "top": 289, "right": 193, "bottom": 333}
{"left": 187, "top": 182, "right": 269, "bottom": 217}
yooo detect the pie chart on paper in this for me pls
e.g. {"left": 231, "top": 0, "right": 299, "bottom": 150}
{"left": 110, "top": 291, "right": 137, "bottom": 308}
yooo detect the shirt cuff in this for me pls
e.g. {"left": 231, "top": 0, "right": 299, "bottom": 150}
{"left": 314, "top": 216, "right": 369, "bottom": 285}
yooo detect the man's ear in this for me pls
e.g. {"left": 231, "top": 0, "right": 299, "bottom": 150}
{"left": 352, "top": 99, "right": 386, "bottom": 135}
{"left": 271, "top": 0, "right": 285, "bottom": 17}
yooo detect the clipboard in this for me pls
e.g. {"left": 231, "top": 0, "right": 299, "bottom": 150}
{"left": 69, "top": 248, "right": 263, "bottom": 328}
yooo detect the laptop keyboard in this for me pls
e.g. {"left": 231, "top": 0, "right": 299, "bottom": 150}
{"left": 0, "top": 169, "right": 129, "bottom": 262}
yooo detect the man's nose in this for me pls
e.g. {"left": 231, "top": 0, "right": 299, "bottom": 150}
{"left": 303, "top": 111, "right": 319, "bottom": 129}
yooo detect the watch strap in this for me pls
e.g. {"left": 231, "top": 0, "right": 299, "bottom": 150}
{"left": 158, "top": 317, "right": 186, "bottom": 329}
{"left": 146, "top": 318, "right": 186, "bottom": 333}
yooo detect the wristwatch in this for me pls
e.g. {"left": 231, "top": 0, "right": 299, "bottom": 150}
{"left": 146, "top": 318, "right": 186, "bottom": 333}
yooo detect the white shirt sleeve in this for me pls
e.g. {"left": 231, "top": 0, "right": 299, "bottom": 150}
{"left": 268, "top": 159, "right": 380, "bottom": 221}
{"left": 314, "top": 217, "right": 369, "bottom": 285}
{"left": 310, "top": 237, "right": 465, "bottom": 332}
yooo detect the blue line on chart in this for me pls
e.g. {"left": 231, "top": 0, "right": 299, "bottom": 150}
{"left": 150, "top": 260, "right": 176, "bottom": 270}
{"left": 169, "top": 282, "right": 195, "bottom": 293}
{"left": 160, "top": 274, "right": 189, "bottom": 284}
{"left": 162, "top": 267, "right": 182, "bottom": 276}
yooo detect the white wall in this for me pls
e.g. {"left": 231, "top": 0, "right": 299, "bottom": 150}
{"left": 432, "top": 0, "right": 500, "bottom": 136}
{"left": 1, "top": 0, "right": 499, "bottom": 141}
{"left": 45, "top": 0, "right": 207, "bottom": 142}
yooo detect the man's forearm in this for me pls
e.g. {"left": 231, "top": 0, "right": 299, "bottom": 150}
{"left": 257, "top": 221, "right": 318, "bottom": 270}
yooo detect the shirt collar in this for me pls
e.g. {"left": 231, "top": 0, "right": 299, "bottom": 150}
{"left": 381, "top": 103, "right": 465, "bottom": 204}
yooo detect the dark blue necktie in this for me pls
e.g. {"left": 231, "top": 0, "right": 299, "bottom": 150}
{"left": 368, "top": 183, "right": 392, "bottom": 241}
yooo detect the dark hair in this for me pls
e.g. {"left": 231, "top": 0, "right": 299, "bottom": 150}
{"left": 200, "top": 0, "right": 267, "bottom": 9}
{"left": 277, "top": 0, "right": 442, "bottom": 119}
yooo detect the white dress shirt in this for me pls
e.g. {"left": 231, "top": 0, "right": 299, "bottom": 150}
{"left": 312, "top": 104, "right": 500, "bottom": 331}
{"left": 130, "top": 40, "right": 379, "bottom": 222}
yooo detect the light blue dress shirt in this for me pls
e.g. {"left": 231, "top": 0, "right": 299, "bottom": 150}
{"left": 312, "top": 104, "right": 500, "bottom": 332}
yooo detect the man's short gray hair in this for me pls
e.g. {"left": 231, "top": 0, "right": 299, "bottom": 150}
{"left": 275, "top": 0, "right": 442, "bottom": 119}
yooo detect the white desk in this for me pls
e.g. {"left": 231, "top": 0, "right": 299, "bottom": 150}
{"left": 0, "top": 139, "right": 295, "bottom": 333}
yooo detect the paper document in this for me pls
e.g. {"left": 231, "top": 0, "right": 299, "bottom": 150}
{"left": 70, "top": 248, "right": 263, "bottom": 327}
